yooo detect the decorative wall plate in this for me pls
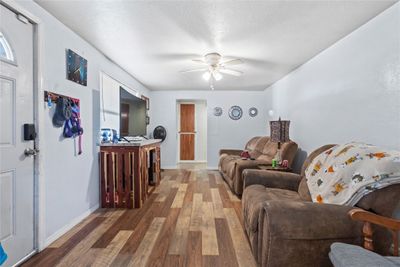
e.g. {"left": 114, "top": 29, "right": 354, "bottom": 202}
{"left": 249, "top": 107, "right": 258, "bottom": 117}
{"left": 229, "top": 106, "right": 243, "bottom": 120}
{"left": 213, "top": 107, "right": 223, "bottom": 116}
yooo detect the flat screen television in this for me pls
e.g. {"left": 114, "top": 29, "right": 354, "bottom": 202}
{"left": 119, "top": 87, "right": 147, "bottom": 137}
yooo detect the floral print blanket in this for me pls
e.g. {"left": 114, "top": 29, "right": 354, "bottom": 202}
{"left": 305, "top": 142, "right": 400, "bottom": 205}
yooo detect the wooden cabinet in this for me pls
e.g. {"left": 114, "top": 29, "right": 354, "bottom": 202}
{"left": 99, "top": 140, "right": 161, "bottom": 209}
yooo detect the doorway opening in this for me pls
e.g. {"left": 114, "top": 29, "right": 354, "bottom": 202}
{"left": 177, "top": 100, "right": 207, "bottom": 165}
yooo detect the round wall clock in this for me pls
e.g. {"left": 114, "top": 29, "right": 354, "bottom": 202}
{"left": 249, "top": 107, "right": 258, "bottom": 117}
{"left": 213, "top": 107, "right": 223, "bottom": 116}
{"left": 229, "top": 106, "right": 243, "bottom": 120}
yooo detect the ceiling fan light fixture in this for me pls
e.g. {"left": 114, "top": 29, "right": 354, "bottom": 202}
{"left": 202, "top": 71, "right": 211, "bottom": 81}
{"left": 181, "top": 53, "right": 242, "bottom": 86}
{"left": 213, "top": 72, "right": 223, "bottom": 81}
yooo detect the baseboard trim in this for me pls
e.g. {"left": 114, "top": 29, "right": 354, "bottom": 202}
{"left": 44, "top": 204, "right": 99, "bottom": 248}
{"left": 162, "top": 165, "right": 217, "bottom": 170}
{"left": 14, "top": 250, "right": 37, "bottom": 267}
{"left": 161, "top": 165, "right": 177, "bottom": 169}
{"left": 177, "top": 160, "right": 207, "bottom": 163}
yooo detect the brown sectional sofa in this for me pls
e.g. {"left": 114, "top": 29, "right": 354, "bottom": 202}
{"left": 219, "top": 136, "right": 298, "bottom": 196}
{"left": 242, "top": 144, "right": 400, "bottom": 267}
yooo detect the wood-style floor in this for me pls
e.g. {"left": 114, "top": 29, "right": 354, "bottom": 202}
{"left": 23, "top": 169, "right": 257, "bottom": 267}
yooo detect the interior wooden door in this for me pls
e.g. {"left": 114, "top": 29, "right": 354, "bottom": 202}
{"left": 179, "top": 104, "right": 195, "bottom": 160}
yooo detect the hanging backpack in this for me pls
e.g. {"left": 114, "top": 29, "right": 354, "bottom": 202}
{"left": 52, "top": 97, "right": 72, "bottom": 127}
{"left": 63, "top": 102, "right": 84, "bottom": 154}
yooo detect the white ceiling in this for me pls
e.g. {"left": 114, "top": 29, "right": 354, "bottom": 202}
{"left": 35, "top": 0, "right": 397, "bottom": 91}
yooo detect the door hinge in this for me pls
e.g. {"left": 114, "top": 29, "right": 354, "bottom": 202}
{"left": 17, "top": 14, "right": 29, "bottom": 24}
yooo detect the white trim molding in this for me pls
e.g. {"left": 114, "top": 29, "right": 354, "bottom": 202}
{"left": 178, "top": 160, "right": 207, "bottom": 163}
{"left": 207, "top": 166, "right": 218, "bottom": 170}
{"left": 161, "top": 165, "right": 178, "bottom": 170}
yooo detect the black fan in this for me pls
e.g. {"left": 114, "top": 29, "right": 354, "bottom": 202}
{"left": 153, "top": 126, "right": 167, "bottom": 142}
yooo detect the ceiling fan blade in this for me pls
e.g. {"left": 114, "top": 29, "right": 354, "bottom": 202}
{"left": 219, "top": 68, "right": 243, "bottom": 76}
{"left": 192, "top": 59, "right": 207, "bottom": 65}
{"left": 180, "top": 68, "right": 208, "bottom": 73}
{"left": 221, "top": 58, "right": 243, "bottom": 66}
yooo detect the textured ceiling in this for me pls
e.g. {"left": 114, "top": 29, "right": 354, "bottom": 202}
{"left": 35, "top": 0, "right": 397, "bottom": 91}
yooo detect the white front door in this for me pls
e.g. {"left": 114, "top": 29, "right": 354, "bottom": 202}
{"left": 0, "top": 4, "right": 35, "bottom": 266}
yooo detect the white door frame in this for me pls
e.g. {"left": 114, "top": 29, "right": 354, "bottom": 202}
{"left": 0, "top": 0, "right": 47, "bottom": 255}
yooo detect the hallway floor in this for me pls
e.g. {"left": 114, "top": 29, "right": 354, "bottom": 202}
{"left": 23, "top": 169, "right": 256, "bottom": 267}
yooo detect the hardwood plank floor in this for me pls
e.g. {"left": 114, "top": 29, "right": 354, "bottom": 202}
{"left": 92, "top": 230, "right": 132, "bottom": 266}
{"left": 128, "top": 217, "right": 166, "bottom": 266}
{"left": 22, "top": 169, "right": 256, "bottom": 267}
{"left": 224, "top": 208, "right": 257, "bottom": 267}
{"left": 168, "top": 203, "right": 192, "bottom": 255}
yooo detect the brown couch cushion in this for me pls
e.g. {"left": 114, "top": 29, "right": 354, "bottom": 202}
{"left": 356, "top": 184, "right": 400, "bottom": 217}
{"left": 246, "top": 136, "right": 262, "bottom": 151}
{"left": 298, "top": 178, "right": 312, "bottom": 201}
{"left": 253, "top": 137, "right": 269, "bottom": 152}
{"left": 221, "top": 155, "right": 239, "bottom": 174}
{"left": 243, "top": 185, "right": 301, "bottom": 233}
{"left": 218, "top": 153, "right": 229, "bottom": 168}
{"left": 225, "top": 160, "right": 237, "bottom": 180}
{"left": 247, "top": 137, "right": 267, "bottom": 159}
{"left": 223, "top": 158, "right": 263, "bottom": 180}
{"left": 256, "top": 140, "right": 277, "bottom": 163}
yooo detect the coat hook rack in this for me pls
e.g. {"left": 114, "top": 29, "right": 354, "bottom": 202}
{"left": 44, "top": 90, "right": 80, "bottom": 106}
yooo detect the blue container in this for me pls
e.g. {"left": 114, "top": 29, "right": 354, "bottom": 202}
{"left": 0, "top": 243, "right": 7, "bottom": 266}
{"left": 99, "top": 128, "right": 119, "bottom": 144}
{"left": 112, "top": 129, "right": 119, "bottom": 143}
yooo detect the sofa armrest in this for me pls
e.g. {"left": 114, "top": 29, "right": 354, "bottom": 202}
{"left": 349, "top": 209, "right": 400, "bottom": 232}
{"left": 263, "top": 200, "right": 363, "bottom": 240}
{"left": 349, "top": 209, "right": 400, "bottom": 256}
{"left": 219, "top": 149, "right": 243, "bottom": 156}
{"left": 243, "top": 169, "right": 302, "bottom": 191}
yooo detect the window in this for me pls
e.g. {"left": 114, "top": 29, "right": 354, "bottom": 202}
{"left": 0, "top": 32, "right": 15, "bottom": 63}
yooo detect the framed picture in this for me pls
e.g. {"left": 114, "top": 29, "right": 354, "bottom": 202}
{"left": 66, "top": 49, "right": 88, "bottom": 86}
{"left": 141, "top": 95, "right": 150, "bottom": 110}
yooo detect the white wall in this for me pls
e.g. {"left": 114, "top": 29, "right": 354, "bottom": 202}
{"left": 266, "top": 2, "right": 400, "bottom": 171}
{"left": 149, "top": 91, "right": 270, "bottom": 168}
{"left": 16, "top": 0, "right": 150, "bottom": 246}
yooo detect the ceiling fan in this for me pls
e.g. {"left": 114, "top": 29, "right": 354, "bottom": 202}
{"left": 180, "top": 52, "right": 243, "bottom": 89}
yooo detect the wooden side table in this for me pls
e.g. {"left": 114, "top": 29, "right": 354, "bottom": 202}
{"left": 258, "top": 164, "right": 292, "bottom": 172}
{"left": 99, "top": 140, "right": 162, "bottom": 209}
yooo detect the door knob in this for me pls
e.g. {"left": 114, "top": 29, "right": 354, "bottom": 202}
{"left": 24, "top": 148, "right": 39, "bottom": 157}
